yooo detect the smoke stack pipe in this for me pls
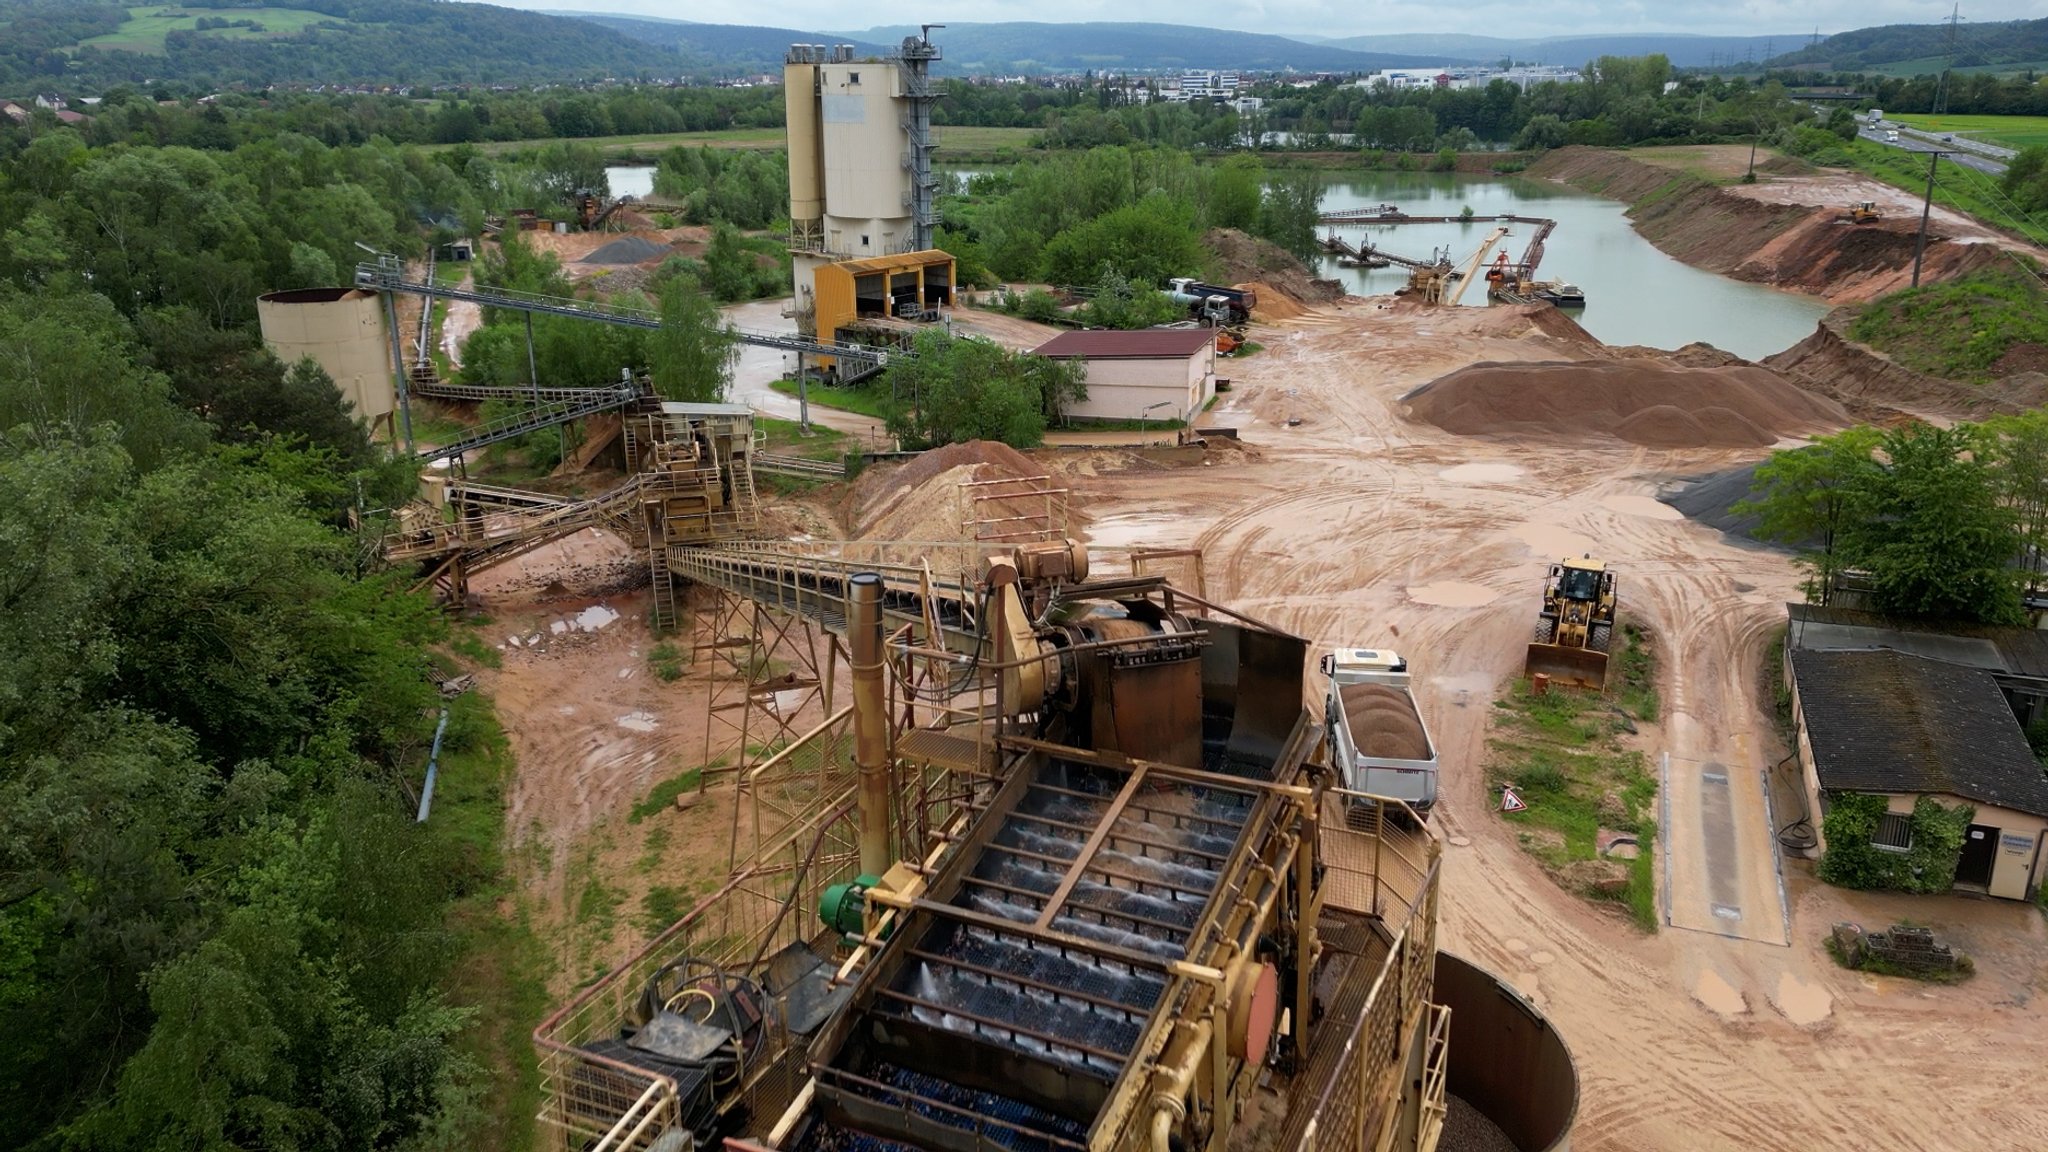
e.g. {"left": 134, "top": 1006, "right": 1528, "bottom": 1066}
{"left": 849, "top": 573, "right": 890, "bottom": 877}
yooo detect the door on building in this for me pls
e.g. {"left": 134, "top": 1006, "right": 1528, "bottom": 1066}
{"left": 1955, "top": 824, "right": 1999, "bottom": 888}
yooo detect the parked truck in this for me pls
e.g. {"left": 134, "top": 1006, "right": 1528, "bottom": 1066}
{"left": 1165, "top": 278, "right": 1255, "bottom": 326}
{"left": 1320, "top": 648, "right": 1438, "bottom": 817}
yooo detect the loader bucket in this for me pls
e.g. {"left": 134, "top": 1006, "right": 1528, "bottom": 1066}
{"left": 1525, "top": 643, "right": 1610, "bottom": 690}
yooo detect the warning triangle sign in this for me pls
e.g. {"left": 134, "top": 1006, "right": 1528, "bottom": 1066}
{"left": 1499, "top": 785, "right": 1527, "bottom": 813}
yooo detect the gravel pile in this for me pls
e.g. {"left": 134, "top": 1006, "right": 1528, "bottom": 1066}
{"left": 1659, "top": 463, "right": 1801, "bottom": 550}
{"left": 1438, "top": 1094, "right": 1517, "bottom": 1152}
{"left": 582, "top": 235, "right": 670, "bottom": 265}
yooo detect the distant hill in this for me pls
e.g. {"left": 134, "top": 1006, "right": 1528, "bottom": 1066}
{"left": 577, "top": 16, "right": 893, "bottom": 76}
{"left": 1311, "top": 32, "right": 1801, "bottom": 68}
{"left": 1763, "top": 19, "right": 2048, "bottom": 72}
{"left": 810, "top": 22, "right": 1475, "bottom": 74}
{"left": 0, "top": 0, "right": 686, "bottom": 89}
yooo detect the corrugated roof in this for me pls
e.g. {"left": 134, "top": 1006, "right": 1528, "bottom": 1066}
{"left": 1791, "top": 648, "right": 2048, "bottom": 816}
{"left": 1032, "top": 329, "right": 1216, "bottom": 360}
{"left": 829, "top": 250, "right": 955, "bottom": 276}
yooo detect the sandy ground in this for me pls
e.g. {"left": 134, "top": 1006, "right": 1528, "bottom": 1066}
{"left": 1071, "top": 298, "right": 2048, "bottom": 1151}
{"left": 1726, "top": 167, "right": 2028, "bottom": 253}
{"left": 469, "top": 289, "right": 2048, "bottom": 1145}
{"left": 721, "top": 297, "right": 893, "bottom": 444}
{"left": 947, "top": 305, "right": 1064, "bottom": 351}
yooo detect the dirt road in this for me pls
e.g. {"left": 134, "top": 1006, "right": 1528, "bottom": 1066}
{"left": 1074, "top": 299, "right": 2048, "bottom": 1151}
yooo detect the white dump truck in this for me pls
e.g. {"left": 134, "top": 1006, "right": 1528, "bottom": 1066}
{"left": 1321, "top": 648, "right": 1438, "bottom": 816}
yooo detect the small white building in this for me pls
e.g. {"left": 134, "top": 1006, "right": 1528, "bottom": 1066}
{"left": 1032, "top": 329, "right": 1217, "bottom": 425}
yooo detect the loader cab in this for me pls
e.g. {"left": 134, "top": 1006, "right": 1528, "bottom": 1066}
{"left": 1553, "top": 560, "right": 1608, "bottom": 603}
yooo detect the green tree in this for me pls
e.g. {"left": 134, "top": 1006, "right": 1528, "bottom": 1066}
{"left": 1846, "top": 423, "right": 2025, "bottom": 625}
{"left": 1514, "top": 113, "right": 1570, "bottom": 151}
{"left": 1255, "top": 170, "right": 1325, "bottom": 262}
{"left": 1040, "top": 194, "right": 1206, "bottom": 288}
{"left": 1736, "top": 426, "right": 1882, "bottom": 604}
{"left": 1976, "top": 409, "right": 2048, "bottom": 587}
{"left": 702, "top": 222, "right": 758, "bottom": 303}
{"left": 648, "top": 272, "right": 737, "bottom": 403}
{"left": 1080, "top": 270, "right": 1186, "bottom": 330}
{"left": 880, "top": 329, "right": 1083, "bottom": 448}
{"left": 2003, "top": 146, "right": 2048, "bottom": 215}
{"left": 1207, "top": 154, "right": 1263, "bottom": 232}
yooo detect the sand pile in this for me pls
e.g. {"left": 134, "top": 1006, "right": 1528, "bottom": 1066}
{"left": 1339, "top": 682, "right": 1430, "bottom": 761}
{"left": 853, "top": 440, "right": 1042, "bottom": 542}
{"left": 1403, "top": 359, "right": 1849, "bottom": 449}
{"left": 1235, "top": 282, "right": 1308, "bottom": 321}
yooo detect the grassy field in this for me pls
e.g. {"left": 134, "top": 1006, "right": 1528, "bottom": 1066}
{"left": 81, "top": 6, "right": 339, "bottom": 54}
{"left": 1487, "top": 623, "right": 1661, "bottom": 932}
{"left": 1890, "top": 113, "right": 2048, "bottom": 151}
{"left": 769, "top": 379, "right": 892, "bottom": 419}
{"left": 440, "top": 124, "right": 1037, "bottom": 157}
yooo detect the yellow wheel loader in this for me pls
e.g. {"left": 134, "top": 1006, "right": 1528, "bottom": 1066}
{"left": 1525, "top": 555, "right": 1617, "bottom": 689}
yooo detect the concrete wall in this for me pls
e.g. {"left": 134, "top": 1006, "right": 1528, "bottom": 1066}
{"left": 1060, "top": 348, "right": 1215, "bottom": 423}
{"left": 256, "top": 287, "right": 393, "bottom": 424}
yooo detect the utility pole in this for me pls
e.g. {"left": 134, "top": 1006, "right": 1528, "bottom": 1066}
{"left": 1912, "top": 150, "right": 1954, "bottom": 288}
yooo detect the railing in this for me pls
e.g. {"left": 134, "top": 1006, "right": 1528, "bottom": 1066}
{"left": 754, "top": 451, "right": 848, "bottom": 480}
{"left": 533, "top": 791, "right": 863, "bottom": 1152}
{"left": 1294, "top": 796, "right": 1443, "bottom": 1152}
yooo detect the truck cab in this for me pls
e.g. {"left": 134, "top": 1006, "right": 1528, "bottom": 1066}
{"left": 1320, "top": 648, "right": 1438, "bottom": 818}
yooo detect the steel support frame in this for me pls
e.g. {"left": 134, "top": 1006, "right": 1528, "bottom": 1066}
{"left": 698, "top": 586, "right": 835, "bottom": 781}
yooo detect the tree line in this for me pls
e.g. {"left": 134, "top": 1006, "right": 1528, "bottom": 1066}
{"left": 1740, "top": 416, "right": 2048, "bottom": 627}
{"left": 936, "top": 147, "right": 1323, "bottom": 292}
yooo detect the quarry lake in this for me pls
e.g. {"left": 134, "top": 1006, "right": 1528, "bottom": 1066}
{"left": 1311, "top": 171, "right": 1830, "bottom": 361}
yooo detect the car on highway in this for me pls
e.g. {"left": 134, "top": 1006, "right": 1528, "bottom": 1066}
{"left": 1885, "top": 130, "right": 1900, "bottom": 143}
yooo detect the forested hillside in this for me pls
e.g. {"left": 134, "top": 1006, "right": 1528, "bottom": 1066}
{"left": 1765, "top": 18, "right": 2048, "bottom": 71}
{"left": 0, "top": 0, "right": 684, "bottom": 89}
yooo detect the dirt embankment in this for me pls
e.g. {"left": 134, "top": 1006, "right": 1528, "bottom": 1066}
{"left": 1204, "top": 228, "right": 1345, "bottom": 314}
{"left": 1765, "top": 308, "right": 2048, "bottom": 421}
{"left": 1528, "top": 147, "right": 2008, "bottom": 304}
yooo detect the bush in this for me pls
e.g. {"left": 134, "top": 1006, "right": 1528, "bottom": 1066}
{"left": 1818, "top": 792, "right": 1973, "bottom": 893}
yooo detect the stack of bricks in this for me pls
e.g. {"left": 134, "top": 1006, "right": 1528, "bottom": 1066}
{"left": 1836, "top": 922, "right": 1961, "bottom": 972}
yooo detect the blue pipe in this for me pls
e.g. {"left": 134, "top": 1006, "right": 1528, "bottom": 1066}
{"left": 417, "top": 708, "right": 450, "bottom": 823}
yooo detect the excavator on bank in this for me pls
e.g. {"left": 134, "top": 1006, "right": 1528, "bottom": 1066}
{"left": 1525, "top": 554, "right": 1619, "bottom": 688}
{"left": 1840, "top": 200, "right": 1881, "bottom": 225}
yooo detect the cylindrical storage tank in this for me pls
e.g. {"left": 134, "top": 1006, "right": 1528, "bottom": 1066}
{"left": 818, "top": 62, "right": 909, "bottom": 227}
{"left": 256, "top": 287, "right": 394, "bottom": 423}
{"left": 1433, "top": 951, "right": 1577, "bottom": 1152}
{"left": 783, "top": 61, "right": 824, "bottom": 230}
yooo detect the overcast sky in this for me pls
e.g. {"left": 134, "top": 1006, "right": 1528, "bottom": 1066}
{"left": 505, "top": 1, "right": 2038, "bottom": 42}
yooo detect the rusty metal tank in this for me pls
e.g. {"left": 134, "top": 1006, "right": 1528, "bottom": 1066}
{"left": 1433, "top": 951, "right": 1578, "bottom": 1152}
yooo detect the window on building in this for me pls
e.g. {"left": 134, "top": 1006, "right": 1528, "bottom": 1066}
{"left": 861, "top": 234, "right": 870, "bottom": 247}
{"left": 1872, "top": 812, "right": 1914, "bottom": 852}
{"left": 848, "top": 72, "right": 860, "bottom": 84}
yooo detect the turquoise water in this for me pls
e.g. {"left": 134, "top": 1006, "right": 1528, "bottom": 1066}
{"left": 1311, "top": 171, "right": 1829, "bottom": 361}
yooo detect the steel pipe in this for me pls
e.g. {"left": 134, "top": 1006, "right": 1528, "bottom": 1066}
{"left": 850, "top": 573, "right": 890, "bottom": 877}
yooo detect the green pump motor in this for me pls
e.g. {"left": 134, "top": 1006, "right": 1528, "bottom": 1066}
{"left": 818, "top": 874, "right": 882, "bottom": 937}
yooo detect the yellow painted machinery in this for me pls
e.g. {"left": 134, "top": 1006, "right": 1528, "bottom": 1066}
{"left": 1841, "top": 201, "right": 1881, "bottom": 224}
{"left": 1526, "top": 554, "right": 1618, "bottom": 689}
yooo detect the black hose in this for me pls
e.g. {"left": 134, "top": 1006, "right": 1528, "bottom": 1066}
{"left": 1771, "top": 750, "right": 1818, "bottom": 851}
